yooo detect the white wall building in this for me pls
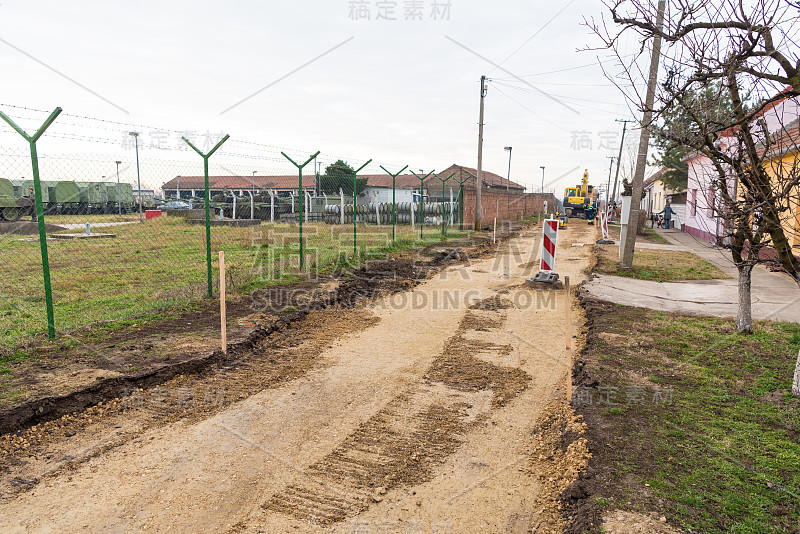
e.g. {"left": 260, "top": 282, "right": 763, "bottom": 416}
{"left": 358, "top": 186, "right": 419, "bottom": 205}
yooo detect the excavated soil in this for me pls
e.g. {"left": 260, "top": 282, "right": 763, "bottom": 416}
{"left": 0, "top": 221, "right": 598, "bottom": 534}
{"left": 0, "top": 221, "right": 65, "bottom": 235}
{"left": 0, "top": 233, "right": 505, "bottom": 434}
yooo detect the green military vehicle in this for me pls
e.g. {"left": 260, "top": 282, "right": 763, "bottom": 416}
{"left": 76, "top": 182, "right": 109, "bottom": 214}
{"left": 0, "top": 177, "right": 34, "bottom": 221}
{"left": 41, "top": 180, "right": 81, "bottom": 214}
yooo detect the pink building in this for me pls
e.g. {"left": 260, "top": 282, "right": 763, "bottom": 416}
{"left": 683, "top": 90, "right": 800, "bottom": 244}
{"left": 684, "top": 151, "right": 724, "bottom": 243}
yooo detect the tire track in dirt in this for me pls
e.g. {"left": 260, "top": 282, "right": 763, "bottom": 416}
{"left": 264, "top": 298, "right": 529, "bottom": 527}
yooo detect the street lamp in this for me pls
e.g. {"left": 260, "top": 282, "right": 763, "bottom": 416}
{"left": 129, "top": 132, "right": 142, "bottom": 222}
{"left": 540, "top": 166, "right": 545, "bottom": 193}
{"left": 115, "top": 160, "right": 122, "bottom": 216}
{"left": 504, "top": 147, "right": 512, "bottom": 221}
{"left": 176, "top": 175, "right": 181, "bottom": 200}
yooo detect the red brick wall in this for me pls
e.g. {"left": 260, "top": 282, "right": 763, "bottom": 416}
{"left": 461, "top": 192, "right": 557, "bottom": 228}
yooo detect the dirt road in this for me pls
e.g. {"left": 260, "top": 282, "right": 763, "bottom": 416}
{"left": 0, "top": 222, "right": 595, "bottom": 533}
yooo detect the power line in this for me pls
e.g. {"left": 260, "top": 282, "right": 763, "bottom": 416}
{"left": 491, "top": 0, "right": 577, "bottom": 71}
{"left": 492, "top": 54, "right": 638, "bottom": 79}
{"left": 490, "top": 84, "right": 571, "bottom": 133}
{"left": 490, "top": 80, "right": 622, "bottom": 106}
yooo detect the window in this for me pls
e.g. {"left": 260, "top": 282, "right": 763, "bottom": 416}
{"left": 706, "top": 186, "right": 715, "bottom": 217}
{"left": 691, "top": 189, "right": 697, "bottom": 216}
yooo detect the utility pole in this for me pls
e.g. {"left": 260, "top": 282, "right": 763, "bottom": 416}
{"left": 621, "top": 0, "right": 665, "bottom": 268}
{"left": 504, "top": 146, "right": 512, "bottom": 223}
{"left": 605, "top": 156, "right": 615, "bottom": 208}
{"left": 475, "top": 75, "right": 487, "bottom": 230}
{"left": 611, "top": 119, "right": 635, "bottom": 205}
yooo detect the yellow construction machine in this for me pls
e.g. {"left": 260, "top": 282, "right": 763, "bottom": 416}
{"left": 562, "top": 169, "right": 597, "bottom": 219}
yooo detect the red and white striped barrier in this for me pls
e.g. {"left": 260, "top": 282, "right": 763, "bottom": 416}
{"left": 600, "top": 211, "right": 610, "bottom": 240}
{"left": 540, "top": 218, "right": 559, "bottom": 272}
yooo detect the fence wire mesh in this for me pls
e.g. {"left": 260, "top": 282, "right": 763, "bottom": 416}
{"left": 0, "top": 104, "right": 555, "bottom": 351}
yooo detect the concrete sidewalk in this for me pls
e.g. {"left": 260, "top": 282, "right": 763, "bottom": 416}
{"left": 58, "top": 221, "right": 136, "bottom": 230}
{"left": 584, "top": 228, "right": 800, "bottom": 323}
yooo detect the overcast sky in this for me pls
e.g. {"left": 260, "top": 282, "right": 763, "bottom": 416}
{"left": 0, "top": 0, "right": 655, "bottom": 194}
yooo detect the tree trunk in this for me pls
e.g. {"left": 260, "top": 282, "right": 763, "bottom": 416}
{"left": 793, "top": 349, "right": 800, "bottom": 397}
{"left": 736, "top": 264, "right": 753, "bottom": 334}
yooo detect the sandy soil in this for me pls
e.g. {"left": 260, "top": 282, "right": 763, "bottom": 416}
{"left": 0, "top": 222, "right": 596, "bottom": 533}
{"left": 601, "top": 511, "right": 681, "bottom": 534}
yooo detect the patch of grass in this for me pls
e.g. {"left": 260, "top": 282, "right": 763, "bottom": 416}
{"left": 638, "top": 226, "right": 671, "bottom": 245}
{"left": 606, "top": 223, "right": 671, "bottom": 245}
{"left": 789, "top": 332, "right": 800, "bottom": 346}
{"left": 0, "top": 217, "right": 469, "bottom": 352}
{"left": 594, "top": 496, "right": 610, "bottom": 507}
{"left": 578, "top": 304, "right": 800, "bottom": 533}
{"left": 594, "top": 245, "right": 728, "bottom": 282}
{"left": 0, "top": 349, "right": 30, "bottom": 366}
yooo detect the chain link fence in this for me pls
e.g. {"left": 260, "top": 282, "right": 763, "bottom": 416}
{"left": 1, "top": 104, "right": 507, "bottom": 352}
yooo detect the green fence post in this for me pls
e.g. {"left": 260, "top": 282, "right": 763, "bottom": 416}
{"left": 350, "top": 160, "right": 372, "bottom": 259}
{"left": 454, "top": 176, "right": 469, "bottom": 231}
{"left": 409, "top": 170, "right": 434, "bottom": 241}
{"left": 183, "top": 134, "right": 230, "bottom": 297}
{"left": 0, "top": 107, "right": 62, "bottom": 339}
{"left": 434, "top": 172, "right": 455, "bottom": 236}
{"left": 281, "top": 151, "right": 320, "bottom": 271}
{"left": 379, "top": 164, "right": 408, "bottom": 246}
{"left": 444, "top": 184, "right": 463, "bottom": 235}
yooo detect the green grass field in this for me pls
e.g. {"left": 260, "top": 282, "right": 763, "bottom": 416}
{"left": 582, "top": 305, "right": 800, "bottom": 533}
{"left": 595, "top": 245, "right": 729, "bottom": 282}
{"left": 606, "top": 223, "right": 672, "bottom": 245}
{"left": 0, "top": 216, "right": 467, "bottom": 352}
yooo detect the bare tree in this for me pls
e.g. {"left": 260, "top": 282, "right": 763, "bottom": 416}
{"left": 794, "top": 348, "right": 800, "bottom": 396}
{"left": 587, "top": 0, "right": 800, "bottom": 338}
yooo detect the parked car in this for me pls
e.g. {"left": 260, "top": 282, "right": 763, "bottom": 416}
{"left": 161, "top": 200, "right": 192, "bottom": 210}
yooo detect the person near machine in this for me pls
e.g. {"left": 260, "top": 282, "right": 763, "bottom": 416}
{"left": 656, "top": 202, "right": 676, "bottom": 230}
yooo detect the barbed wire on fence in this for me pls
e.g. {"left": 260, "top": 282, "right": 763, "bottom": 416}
{"left": 0, "top": 104, "right": 553, "bottom": 352}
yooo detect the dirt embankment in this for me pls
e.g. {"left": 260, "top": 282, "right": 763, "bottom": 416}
{"left": 0, "top": 221, "right": 65, "bottom": 235}
{"left": 559, "top": 294, "right": 684, "bottom": 534}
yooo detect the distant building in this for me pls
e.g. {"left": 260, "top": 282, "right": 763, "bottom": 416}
{"left": 434, "top": 164, "right": 526, "bottom": 197}
{"left": 357, "top": 175, "right": 421, "bottom": 205}
{"left": 682, "top": 89, "right": 800, "bottom": 245}
{"left": 641, "top": 169, "right": 687, "bottom": 229}
{"left": 161, "top": 176, "right": 316, "bottom": 199}
{"left": 162, "top": 164, "right": 527, "bottom": 206}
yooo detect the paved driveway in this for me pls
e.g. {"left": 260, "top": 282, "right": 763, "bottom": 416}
{"left": 584, "top": 228, "right": 800, "bottom": 323}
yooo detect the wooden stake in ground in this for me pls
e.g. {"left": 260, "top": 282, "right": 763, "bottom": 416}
{"left": 564, "top": 275, "right": 572, "bottom": 402}
{"left": 493, "top": 217, "right": 497, "bottom": 243}
{"left": 219, "top": 250, "right": 227, "bottom": 354}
